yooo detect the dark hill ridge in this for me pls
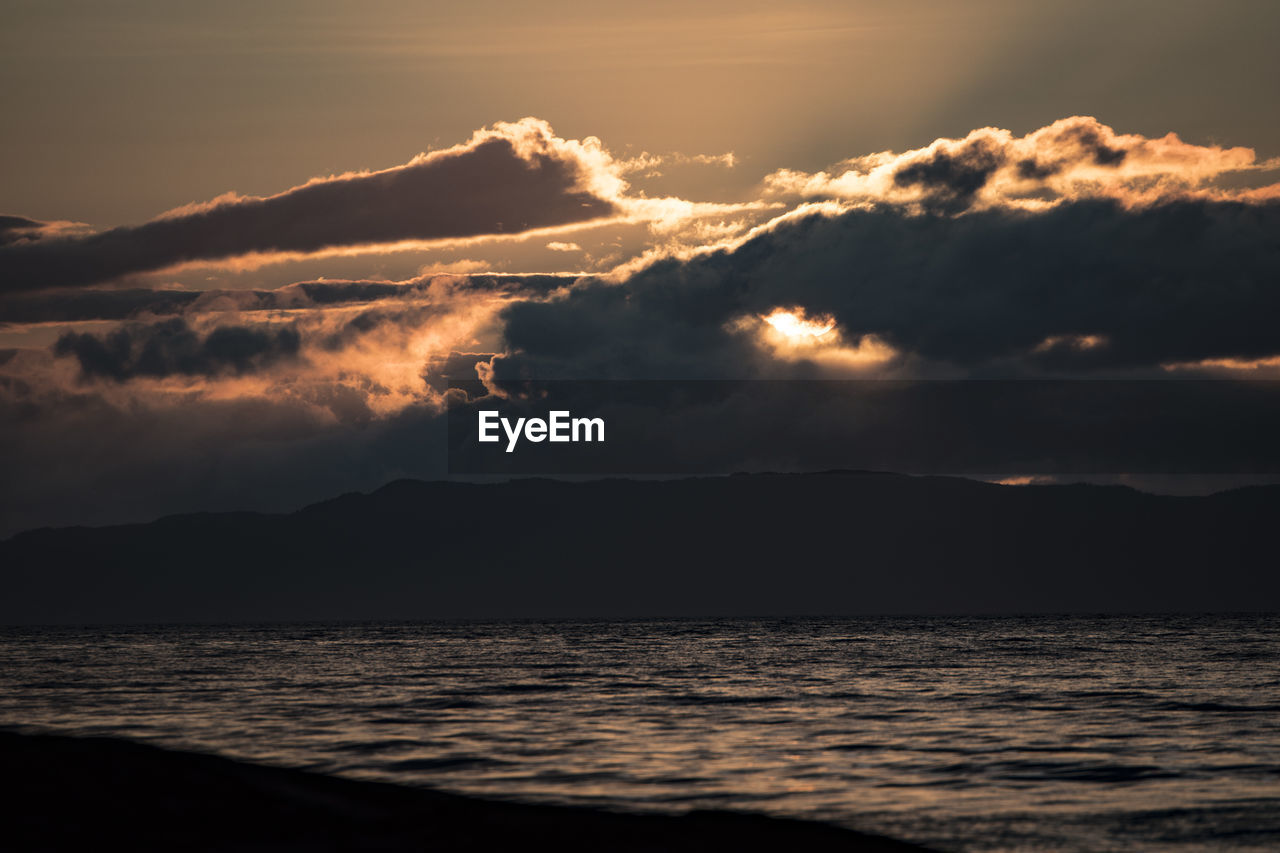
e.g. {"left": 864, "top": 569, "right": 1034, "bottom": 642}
{"left": 2, "top": 472, "right": 1277, "bottom": 624}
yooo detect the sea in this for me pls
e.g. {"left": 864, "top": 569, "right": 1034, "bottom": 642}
{"left": 2, "top": 615, "right": 1278, "bottom": 852}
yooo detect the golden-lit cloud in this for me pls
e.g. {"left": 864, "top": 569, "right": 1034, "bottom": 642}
{"left": 0, "top": 216, "right": 95, "bottom": 246}
{"left": 763, "top": 116, "right": 1278, "bottom": 211}
{"left": 761, "top": 307, "right": 836, "bottom": 340}
{"left": 601, "top": 200, "right": 841, "bottom": 281}
{"left": 418, "top": 258, "right": 498, "bottom": 275}
{"left": 1033, "top": 334, "right": 1107, "bottom": 354}
{"left": 731, "top": 307, "right": 898, "bottom": 375}
{"left": 0, "top": 118, "right": 775, "bottom": 293}
{"left": 23, "top": 273, "right": 536, "bottom": 425}
{"left": 992, "top": 475, "right": 1057, "bottom": 486}
{"left": 7, "top": 116, "right": 1280, "bottom": 453}
{"left": 614, "top": 150, "right": 738, "bottom": 179}
{"left": 0, "top": 118, "right": 621, "bottom": 292}
{"left": 1159, "top": 354, "right": 1280, "bottom": 377}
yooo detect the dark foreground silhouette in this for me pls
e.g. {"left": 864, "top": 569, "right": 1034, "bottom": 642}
{"left": 1, "top": 730, "right": 932, "bottom": 852}
{"left": 3, "top": 471, "right": 1278, "bottom": 623}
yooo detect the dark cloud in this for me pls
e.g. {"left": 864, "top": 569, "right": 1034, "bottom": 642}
{"left": 1034, "top": 121, "right": 1126, "bottom": 171}
{"left": 892, "top": 137, "right": 1006, "bottom": 211}
{"left": 281, "top": 274, "right": 575, "bottom": 305}
{"left": 490, "top": 198, "right": 1280, "bottom": 377}
{"left": 0, "top": 274, "right": 580, "bottom": 324}
{"left": 6, "top": 194, "right": 1276, "bottom": 540}
{"left": 315, "top": 305, "right": 447, "bottom": 352}
{"left": 0, "top": 124, "right": 617, "bottom": 293}
{"left": 1016, "top": 122, "right": 1128, "bottom": 179}
{"left": 0, "top": 288, "right": 205, "bottom": 323}
{"left": 0, "top": 215, "right": 50, "bottom": 246}
{"left": 0, "top": 382, "right": 448, "bottom": 538}
{"left": 1015, "top": 158, "right": 1058, "bottom": 181}
{"left": 3, "top": 118, "right": 1278, "bottom": 540}
{"left": 54, "top": 318, "right": 301, "bottom": 380}
{"left": 891, "top": 123, "right": 1130, "bottom": 211}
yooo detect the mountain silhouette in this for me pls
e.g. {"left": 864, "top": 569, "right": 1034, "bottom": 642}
{"left": 3, "top": 472, "right": 1276, "bottom": 624}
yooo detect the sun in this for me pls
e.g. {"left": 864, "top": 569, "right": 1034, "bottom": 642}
{"left": 760, "top": 307, "right": 836, "bottom": 340}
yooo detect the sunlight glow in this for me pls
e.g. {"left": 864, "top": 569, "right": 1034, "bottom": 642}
{"left": 761, "top": 307, "right": 836, "bottom": 340}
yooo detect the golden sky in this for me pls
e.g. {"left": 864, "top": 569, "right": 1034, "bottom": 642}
{"left": 4, "top": 0, "right": 1278, "bottom": 228}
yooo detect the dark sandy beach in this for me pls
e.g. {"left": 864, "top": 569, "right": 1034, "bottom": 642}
{"left": 2, "top": 730, "right": 934, "bottom": 852}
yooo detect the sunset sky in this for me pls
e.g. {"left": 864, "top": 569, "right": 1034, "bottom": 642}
{"left": 2, "top": 0, "right": 1279, "bottom": 535}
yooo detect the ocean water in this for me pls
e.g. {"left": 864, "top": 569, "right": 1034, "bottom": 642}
{"left": 2, "top": 615, "right": 1278, "bottom": 852}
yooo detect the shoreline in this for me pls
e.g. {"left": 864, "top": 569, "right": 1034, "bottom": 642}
{"left": 1, "top": 730, "right": 936, "bottom": 851}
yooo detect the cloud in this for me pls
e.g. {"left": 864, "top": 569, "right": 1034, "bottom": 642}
{"left": 0, "top": 273, "right": 579, "bottom": 324}
{"left": 489, "top": 196, "right": 1280, "bottom": 378}
{"left": 22, "top": 271, "right": 535, "bottom": 426}
{"left": 0, "top": 216, "right": 49, "bottom": 247}
{"left": 0, "top": 288, "right": 205, "bottom": 323}
{"left": 54, "top": 318, "right": 302, "bottom": 381}
{"left": 0, "top": 118, "right": 620, "bottom": 292}
{"left": 417, "top": 259, "right": 495, "bottom": 275}
{"left": 764, "top": 116, "right": 1276, "bottom": 212}
{"left": 0, "top": 215, "right": 94, "bottom": 247}
{"left": 615, "top": 150, "right": 738, "bottom": 178}
{"left": 5, "top": 117, "right": 1280, "bottom": 534}
{"left": 0, "top": 379, "right": 450, "bottom": 537}
{"left": 13, "top": 118, "right": 1280, "bottom": 394}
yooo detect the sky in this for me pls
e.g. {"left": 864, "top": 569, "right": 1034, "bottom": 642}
{"left": 2, "top": 0, "right": 1279, "bottom": 535}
